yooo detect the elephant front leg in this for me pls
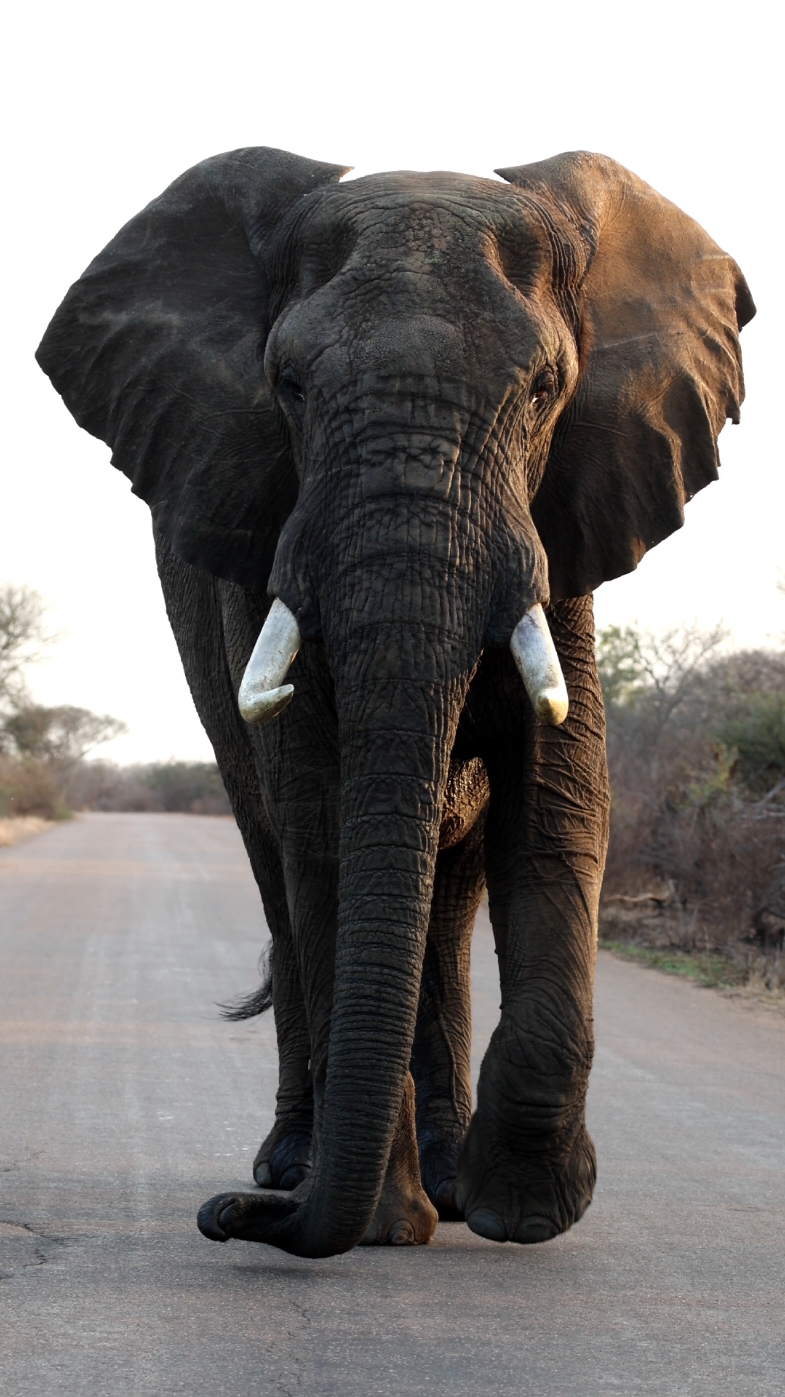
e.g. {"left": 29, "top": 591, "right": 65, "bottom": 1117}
{"left": 458, "top": 598, "right": 609, "bottom": 1243}
{"left": 202, "top": 1069, "right": 437, "bottom": 1249}
{"left": 411, "top": 815, "right": 485, "bottom": 1218}
{"left": 361, "top": 1073, "right": 439, "bottom": 1245}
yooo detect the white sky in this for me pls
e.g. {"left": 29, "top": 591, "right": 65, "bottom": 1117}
{"left": 2, "top": 0, "right": 781, "bottom": 762}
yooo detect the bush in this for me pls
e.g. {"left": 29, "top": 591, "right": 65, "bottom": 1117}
{"left": 64, "top": 759, "right": 232, "bottom": 816}
{"left": 0, "top": 755, "right": 68, "bottom": 820}
{"left": 717, "top": 694, "right": 785, "bottom": 794}
{"left": 598, "top": 625, "right": 785, "bottom": 987}
{"left": 0, "top": 581, "right": 230, "bottom": 822}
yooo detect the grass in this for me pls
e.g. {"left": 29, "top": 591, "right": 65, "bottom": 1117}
{"left": 0, "top": 815, "right": 54, "bottom": 848}
{"left": 598, "top": 937, "right": 749, "bottom": 989}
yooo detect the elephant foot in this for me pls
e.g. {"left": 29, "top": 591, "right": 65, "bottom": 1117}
{"left": 253, "top": 1124, "right": 312, "bottom": 1190}
{"left": 361, "top": 1072, "right": 439, "bottom": 1246}
{"left": 417, "top": 1136, "right": 464, "bottom": 1221}
{"left": 197, "top": 1188, "right": 300, "bottom": 1244}
{"left": 456, "top": 1110, "right": 596, "bottom": 1244}
{"left": 360, "top": 1176, "right": 438, "bottom": 1246}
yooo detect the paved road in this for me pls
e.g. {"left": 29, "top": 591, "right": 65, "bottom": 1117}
{"left": 1, "top": 814, "right": 783, "bottom": 1396}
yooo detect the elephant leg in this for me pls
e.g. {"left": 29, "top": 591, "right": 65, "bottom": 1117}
{"left": 412, "top": 812, "right": 485, "bottom": 1219}
{"left": 154, "top": 532, "right": 314, "bottom": 1187}
{"left": 204, "top": 1069, "right": 438, "bottom": 1249}
{"left": 251, "top": 916, "right": 314, "bottom": 1190}
{"left": 457, "top": 597, "right": 609, "bottom": 1244}
{"left": 360, "top": 1073, "right": 438, "bottom": 1245}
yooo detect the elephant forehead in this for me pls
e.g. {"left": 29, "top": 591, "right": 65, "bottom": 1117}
{"left": 288, "top": 174, "right": 560, "bottom": 290}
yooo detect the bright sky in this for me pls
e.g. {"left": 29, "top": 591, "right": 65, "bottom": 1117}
{"left": 2, "top": 0, "right": 780, "bottom": 762}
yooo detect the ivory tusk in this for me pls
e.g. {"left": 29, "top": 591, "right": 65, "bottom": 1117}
{"left": 238, "top": 598, "right": 301, "bottom": 725}
{"left": 510, "top": 604, "right": 569, "bottom": 726}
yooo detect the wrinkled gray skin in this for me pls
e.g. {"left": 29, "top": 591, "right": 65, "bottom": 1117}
{"left": 37, "top": 148, "right": 753, "bottom": 1259}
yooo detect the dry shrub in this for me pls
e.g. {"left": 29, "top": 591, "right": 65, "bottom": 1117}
{"left": 0, "top": 754, "right": 67, "bottom": 820}
{"left": 0, "top": 751, "right": 232, "bottom": 819}
{"left": 65, "top": 759, "right": 232, "bottom": 816}
{"left": 599, "top": 626, "right": 785, "bottom": 987}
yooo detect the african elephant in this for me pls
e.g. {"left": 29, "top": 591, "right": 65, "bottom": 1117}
{"left": 37, "top": 147, "right": 753, "bottom": 1258}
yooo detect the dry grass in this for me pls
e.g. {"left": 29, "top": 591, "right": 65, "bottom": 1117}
{"left": 0, "top": 815, "right": 53, "bottom": 848}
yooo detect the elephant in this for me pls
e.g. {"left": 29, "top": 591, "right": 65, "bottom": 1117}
{"left": 37, "top": 146, "right": 753, "bottom": 1259}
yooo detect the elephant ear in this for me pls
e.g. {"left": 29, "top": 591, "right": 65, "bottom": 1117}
{"left": 36, "top": 147, "right": 350, "bottom": 591}
{"left": 496, "top": 152, "right": 756, "bottom": 599}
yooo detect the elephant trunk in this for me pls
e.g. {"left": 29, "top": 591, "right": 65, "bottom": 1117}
{"left": 294, "top": 663, "right": 465, "bottom": 1253}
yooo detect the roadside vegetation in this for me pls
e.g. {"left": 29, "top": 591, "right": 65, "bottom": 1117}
{"left": 0, "top": 583, "right": 230, "bottom": 830}
{"left": 4, "top": 580, "right": 783, "bottom": 990}
{"left": 598, "top": 611, "right": 785, "bottom": 995}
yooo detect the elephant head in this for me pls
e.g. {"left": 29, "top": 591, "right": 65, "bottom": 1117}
{"left": 37, "top": 147, "right": 752, "bottom": 1256}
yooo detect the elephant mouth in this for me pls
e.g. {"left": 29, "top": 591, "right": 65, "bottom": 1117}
{"left": 237, "top": 596, "right": 568, "bottom": 729}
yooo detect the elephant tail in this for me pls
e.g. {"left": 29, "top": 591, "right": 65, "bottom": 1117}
{"left": 218, "top": 942, "right": 273, "bottom": 1021}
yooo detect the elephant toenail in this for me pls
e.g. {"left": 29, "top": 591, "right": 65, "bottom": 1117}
{"left": 254, "top": 1161, "right": 272, "bottom": 1187}
{"left": 279, "top": 1164, "right": 309, "bottom": 1190}
{"left": 513, "top": 1216, "right": 559, "bottom": 1244}
{"left": 466, "top": 1208, "right": 507, "bottom": 1243}
{"left": 197, "top": 1197, "right": 230, "bottom": 1242}
{"left": 389, "top": 1222, "right": 415, "bottom": 1245}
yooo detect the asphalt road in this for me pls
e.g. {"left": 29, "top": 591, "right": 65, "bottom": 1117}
{"left": 1, "top": 813, "right": 783, "bottom": 1396}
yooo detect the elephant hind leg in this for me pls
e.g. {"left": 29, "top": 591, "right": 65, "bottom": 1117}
{"left": 251, "top": 903, "right": 314, "bottom": 1190}
{"left": 360, "top": 1074, "right": 438, "bottom": 1246}
{"left": 253, "top": 1113, "right": 313, "bottom": 1190}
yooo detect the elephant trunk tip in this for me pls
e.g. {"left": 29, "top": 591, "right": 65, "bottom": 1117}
{"left": 510, "top": 603, "right": 569, "bottom": 727}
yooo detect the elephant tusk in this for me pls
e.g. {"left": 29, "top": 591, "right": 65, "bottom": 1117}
{"left": 510, "top": 603, "right": 569, "bottom": 726}
{"left": 238, "top": 598, "right": 301, "bottom": 725}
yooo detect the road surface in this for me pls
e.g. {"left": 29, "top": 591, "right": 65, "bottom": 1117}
{"left": 1, "top": 813, "right": 783, "bottom": 1395}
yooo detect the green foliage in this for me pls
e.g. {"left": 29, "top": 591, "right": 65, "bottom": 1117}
{"left": 597, "top": 938, "right": 748, "bottom": 988}
{"left": 595, "top": 625, "right": 647, "bottom": 706}
{"left": 1, "top": 704, "right": 126, "bottom": 766}
{"left": 716, "top": 694, "right": 785, "bottom": 794}
{"left": 682, "top": 744, "right": 739, "bottom": 809}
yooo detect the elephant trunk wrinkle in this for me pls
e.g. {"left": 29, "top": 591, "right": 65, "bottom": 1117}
{"left": 293, "top": 667, "right": 467, "bottom": 1254}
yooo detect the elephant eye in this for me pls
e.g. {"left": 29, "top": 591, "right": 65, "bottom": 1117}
{"left": 530, "top": 371, "right": 556, "bottom": 409}
{"left": 279, "top": 372, "right": 305, "bottom": 405}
